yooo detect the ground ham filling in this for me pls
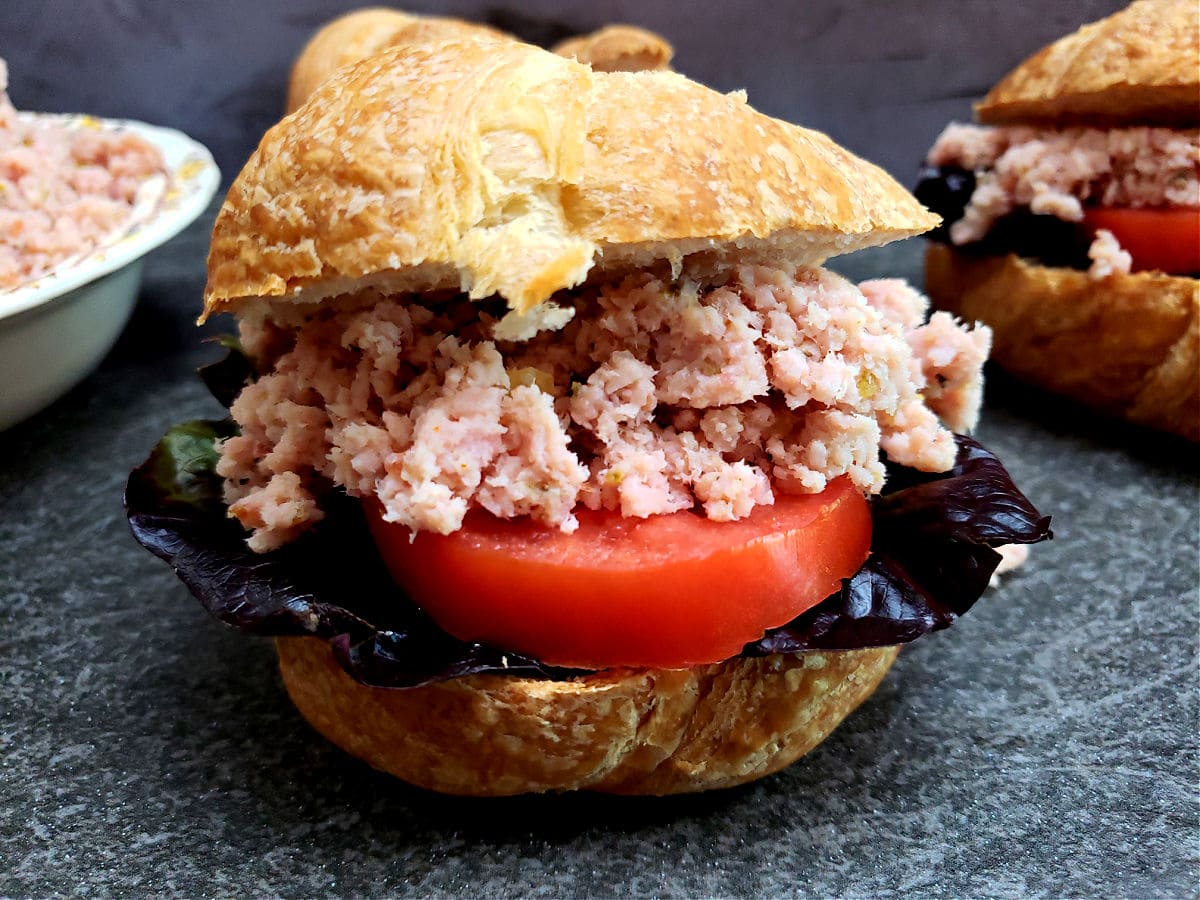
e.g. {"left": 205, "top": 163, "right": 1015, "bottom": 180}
{"left": 926, "top": 123, "right": 1200, "bottom": 255}
{"left": 219, "top": 266, "right": 990, "bottom": 552}
{"left": 0, "top": 59, "right": 166, "bottom": 289}
{"left": 1086, "top": 229, "right": 1132, "bottom": 280}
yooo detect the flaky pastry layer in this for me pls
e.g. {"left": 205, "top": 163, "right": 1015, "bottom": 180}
{"left": 976, "top": 0, "right": 1200, "bottom": 127}
{"left": 205, "top": 38, "right": 937, "bottom": 321}
{"left": 925, "top": 243, "right": 1199, "bottom": 441}
{"left": 277, "top": 636, "right": 899, "bottom": 795}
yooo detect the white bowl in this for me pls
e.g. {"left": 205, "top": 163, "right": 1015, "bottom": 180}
{"left": 0, "top": 114, "right": 219, "bottom": 430}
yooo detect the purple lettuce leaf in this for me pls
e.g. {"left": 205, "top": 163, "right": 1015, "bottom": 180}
{"left": 125, "top": 422, "right": 1050, "bottom": 688}
{"left": 125, "top": 421, "right": 581, "bottom": 687}
{"left": 746, "top": 436, "right": 1052, "bottom": 655}
{"left": 197, "top": 336, "right": 257, "bottom": 410}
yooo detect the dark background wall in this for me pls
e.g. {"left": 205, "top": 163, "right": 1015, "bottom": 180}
{"left": 3, "top": 0, "right": 1126, "bottom": 186}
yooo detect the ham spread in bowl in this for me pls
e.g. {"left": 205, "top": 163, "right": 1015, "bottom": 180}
{"left": 0, "top": 59, "right": 167, "bottom": 290}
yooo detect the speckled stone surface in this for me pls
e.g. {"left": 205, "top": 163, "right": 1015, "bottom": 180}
{"left": 1, "top": 203, "right": 1195, "bottom": 897}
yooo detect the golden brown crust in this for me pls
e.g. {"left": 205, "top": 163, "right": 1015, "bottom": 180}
{"left": 976, "top": 0, "right": 1200, "bottom": 127}
{"left": 924, "top": 243, "right": 1200, "bottom": 440}
{"left": 552, "top": 25, "right": 674, "bottom": 72}
{"left": 276, "top": 636, "right": 899, "bottom": 796}
{"left": 205, "top": 38, "right": 937, "bottom": 320}
{"left": 286, "top": 11, "right": 672, "bottom": 114}
{"left": 285, "top": 8, "right": 505, "bottom": 114}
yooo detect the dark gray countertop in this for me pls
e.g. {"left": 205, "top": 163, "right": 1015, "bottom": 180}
{"left": 1, "top": 204, "right": 1196, "bottom": 897}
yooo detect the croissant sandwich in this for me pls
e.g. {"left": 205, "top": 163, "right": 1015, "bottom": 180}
{"left": 127, "top": 37, "right": 1049, "bottom": 796}
{"left": 917, "top": 0, "right": 1200, "bottom": 440}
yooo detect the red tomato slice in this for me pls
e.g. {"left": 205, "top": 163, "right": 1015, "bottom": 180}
{"left": 365, "top": 477, "right": 872, "bottom": 670}
{"left": 1083, "top": 207, "right": 1200, "bottom": 275}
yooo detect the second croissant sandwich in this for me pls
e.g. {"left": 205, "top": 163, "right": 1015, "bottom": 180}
{"left": 285, "top": 7, "right": 673, "bottom": 113}
{"left": 916, "top": 0, "right": 1199, "bottom": 440}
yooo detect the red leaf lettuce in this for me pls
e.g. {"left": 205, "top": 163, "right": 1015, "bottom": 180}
{"left": 125, "top": 418, "right": 1050, "bottom": 688}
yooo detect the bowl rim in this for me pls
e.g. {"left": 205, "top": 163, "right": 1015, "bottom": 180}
{"left": 0, "top": 112, "right": 220, "bottom": 323}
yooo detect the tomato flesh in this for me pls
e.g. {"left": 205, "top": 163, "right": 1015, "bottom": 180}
{"left": 1083, "top": 207, "right": 1200, "bottom": 275}
{"left": 365, "top": 477, "right": 872, "bottom": 669}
